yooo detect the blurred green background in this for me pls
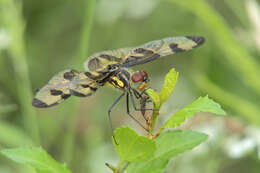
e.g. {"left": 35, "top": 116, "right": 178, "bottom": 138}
{"left": 0, "top": 0, "right": 260, "bottom": 172}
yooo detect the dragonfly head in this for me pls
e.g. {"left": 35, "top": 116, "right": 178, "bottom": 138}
{"left": 131, "top": 70, "right": 150, "bottom": 91}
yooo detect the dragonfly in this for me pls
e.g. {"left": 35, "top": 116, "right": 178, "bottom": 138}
{"left": 32, "top": 36, "right": 205, "bottom": 136}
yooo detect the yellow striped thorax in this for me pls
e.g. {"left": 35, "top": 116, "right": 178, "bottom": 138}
{"left": 106, "top": 69, "right": 131, "bottom": 90}
{"left": 106, "top": 76, "right": 124, "bottom": 89}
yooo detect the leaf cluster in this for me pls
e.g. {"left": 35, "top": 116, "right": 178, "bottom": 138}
{"left": 109, "top": 69, "right": 225, "bottom": 173}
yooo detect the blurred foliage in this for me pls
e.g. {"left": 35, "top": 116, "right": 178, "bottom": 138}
{"left": 0, "top": 0, "right": 260, "bottom": 173}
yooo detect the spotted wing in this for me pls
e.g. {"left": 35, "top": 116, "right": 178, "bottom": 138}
{"left": 84, "top": 48, "right": 131, "bottom": 71}
{"left": 32, "top": 69, "right": 99, "bottom": 108}
{"left": 120, "top": 36, "right": 205, "bottom": 67}
{"left": 32, "top": 69, "right": 78, "bottom": 108}
{"left": 84, "top": 36, "right": 205, "bottom": 71}
{"left": 69, "top": 72, "right": 99, "bottom": 97}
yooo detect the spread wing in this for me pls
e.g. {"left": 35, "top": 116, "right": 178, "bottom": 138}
{"left": 121, "top": 36, "right": 205, "bottom": 67}
{"left": 84, "top": 36, "right": 205, "bottom": 70}
{"left": 32, "top": 69, "right": 99, "bottom": 108}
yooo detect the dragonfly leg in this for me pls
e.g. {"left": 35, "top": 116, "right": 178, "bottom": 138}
{"left": 126, "top": 93, "right": 149, "bottom": 132}
{"left": 108, "top": 93, "right": 125, "bottom": 145}
{"left": 129, "top": 90, "right": 153, "bottom": 111}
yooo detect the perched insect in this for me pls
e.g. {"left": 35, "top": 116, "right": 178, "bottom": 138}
{"left": 32, "top": 36, "right": 205, "bottom": 134}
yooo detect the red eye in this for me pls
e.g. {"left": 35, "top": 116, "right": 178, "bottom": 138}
{"left": 140, "top": 70, "right": 148, "bottom": 79}
{"left": 131, "top": 70, "right": 148, "bottom": 83}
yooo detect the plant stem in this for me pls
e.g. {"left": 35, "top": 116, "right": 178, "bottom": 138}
{"left": 118, "top": 161, "right": 129, "bottom": 173}
{"left": 108, "top": 161, "right": 128, "bottom": 173}
{"left": 106, "top": 160, "right": 129, "bottom": 173}
{"left": 149, "top": 109, "right": 160, "bottom": 136}
{"left": 105, "top": 162, "right": 117, "bottom": 172}
{"left": 61, "top": 0, "right": 96, "bottom": 164}
{"left": 145, "top": 89, "right": 161, "bottom": 135}
{"left": 0, "top": 0, "right": 39, "bottom": 145}
{"left": 77, "top": 0, "right": 96, "bottom": 66}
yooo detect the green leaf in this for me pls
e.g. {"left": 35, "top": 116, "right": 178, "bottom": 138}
{"left": 162, "top": 95, "right": 226, "bottom": 129}
{"left": 127, "top": 158, "right": 168, "bottom": 173}
{"left": 1, "top": 147, "right": 72, "bottom": 173}
{"left": 154, "top": 130, "right": 208, "bottom": 158}
{"left": 127, "top": 130, "right": 208, "bottom": 173}
{"left": 113, "top": 126, "right": 156, "bottom": 162}
{"left": 159, "top": 68, "right": 178, "bottom": 104}
{"left": 146, "top": 89, "right": 161, "bottom": 109}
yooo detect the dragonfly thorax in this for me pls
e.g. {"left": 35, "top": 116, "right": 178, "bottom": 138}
{"left": 106, "top": 69, "right": 131, "bottom": 90}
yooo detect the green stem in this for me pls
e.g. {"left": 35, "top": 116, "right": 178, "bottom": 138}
{"left": 0, "top": 0, "right": 39, "bottom": 145}
{"left": 145, "top": 89, "right": 161, "bottom": 135}
{"left": 118, "top": 161, "right": 129, "bottom": 173}
{"left": 223, "top": 0, "right": 249, "bottom": 27}
{"left": 77, "top": 0, "right": 96, "bottom": 67}
{"left": 109, "top": 160, "right": 128, "bottom": 173}
{"left": 157, "top": 126, "right": 165, "bottom": 137}
{"left": 61, "top": 0, "right": 96, "bottom": 164}
{"left": 106, "top": 162, "right": 117, "bottom": 172}
{"left": 115, "top": 161, "right": 124, "bottom": 173}
{"left": 149, "top": 108, "right": 160, "bottom": 135}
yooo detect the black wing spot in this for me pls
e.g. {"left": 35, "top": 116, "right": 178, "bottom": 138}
{"left": 81, "top": 84, "right": 89, "bottom": 88}
{"left": 69, "top": 89, "right": 87, "bottom": 97}
{"left": 124, "top": 56, "right": 139, "bottom": 64}
{"left": 169, "top": 43, "right": 185, "bottom": 53}
{"left": 64, "top": 70, "right": 78, "bottom": 80}
{"left": 100, "top": 54, "right": 121, "bottom": 62}
{"left": 84, "top": 72, "right": 102, "bottom": 80}
{"left": 35, "top": 87, "right": 43, "bottom": 93}
{"left": 61, "top": 94, "right": 71, "bottom": 99}
{"left": 32, "top": 98, "right": 49, "bottom": 108}
{"left": 134, "top": 48, "right": 153, "bottom": 55}
{"left": 134, "top": 48, "right": 146, "bottom": 53}
{"left": 122, "top": 53, "right": 160, "bottom": 68}
{"left": 88, "top": 58, "right": 102, "bottom": 71}
{"left": 70, "top": 89, "right": 92, "bottom": 97}
{"left": 81, "top": 84, "right": 98, "bottom": 91}
{"left": 50, "top": 89, "right": 63, "bottom": 96}
{"left": 186, "top": 36, "right": 205, "bottom": 48}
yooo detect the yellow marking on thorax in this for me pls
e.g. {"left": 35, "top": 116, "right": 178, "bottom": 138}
{"left": 106, "top": 81, "right": 116, "bottom": 88}
{"left": 106, "top": 76, "right": 125, "bottom": 88}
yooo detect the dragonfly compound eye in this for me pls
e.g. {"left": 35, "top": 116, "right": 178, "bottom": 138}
{"left": 131, "top": 70, "right": 148, "bottom": 83}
